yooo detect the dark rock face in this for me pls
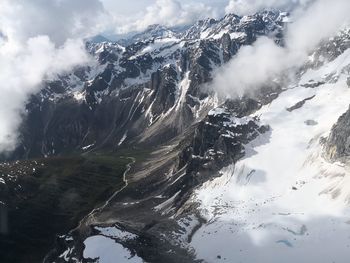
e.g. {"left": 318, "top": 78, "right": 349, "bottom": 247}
{"left": 42, "top": 97, "right": 271, "bottom": 263}
{"left": 305, "top": 29, "right": 350, "bottom": 70}
{"left": 325, "top": 106, "right": 350, "bottom": 160}
{"left": 286, "top": 95, "right": 316, "bottom": 112}
{"left": 179, "top": 98, "right": 268, "bottom": 182}
{"left": 148, "top": 66, "right": 178, "bottom": 117}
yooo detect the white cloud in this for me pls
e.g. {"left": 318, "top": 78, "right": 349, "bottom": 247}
{"left": 213, "top": 37, "right": 288, "bottom": 97}
{"left": 213, "top": 0, "right": 350, "bottom": 97}
{"left": 114, "top": 0, "right": 218, "bottom": 33}
{"left": 0, "top": 0, "right": 102, "bottom": 153}
{"left": 0, "top": 0, "right": 106, "bottom": 45}
{"left": 225, "top": 0, "right": 314, "bottom": 15}
{"left": 0, "top": 36, "right": 91, "bottom": 153}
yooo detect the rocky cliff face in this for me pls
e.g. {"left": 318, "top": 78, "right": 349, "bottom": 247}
{"left": 325, "top": 106, "right": 350, "bottom": 160}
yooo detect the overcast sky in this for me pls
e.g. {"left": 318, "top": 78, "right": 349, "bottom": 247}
{"left": 99, "top": 0, "right": 315, "bottom": 34}
{"left": 102, "top": 0, "right": 229, "bottom": 34}
{"left": 102, "top": 0, "right": 228, "bottom": 15}
{"left": 1, "top": 0, "right": 317, "bottom": 39}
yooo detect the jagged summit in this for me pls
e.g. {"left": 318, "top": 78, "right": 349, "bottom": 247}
{"left": 78, "top": 9, "right": 291, "bottom": 48}
{"left": 127, "top": 24, "right": 176, "bottom": 43}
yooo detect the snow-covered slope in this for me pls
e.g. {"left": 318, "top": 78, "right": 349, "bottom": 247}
{"left": 190, "top": 41, "right": 350, "bottom": 263}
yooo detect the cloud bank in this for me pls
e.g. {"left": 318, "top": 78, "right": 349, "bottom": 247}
{"left": 0, "top": 0, "right": 105, "bottom": 153}
{"left": 214, "top": 0, "right": 350, "bottom": 97}
{"left": 0, "top": 0, "right": 106, "bottom": 45}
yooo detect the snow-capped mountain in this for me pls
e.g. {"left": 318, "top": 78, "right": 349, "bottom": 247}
{"left": 1, "top": 9, "right": 350, "bottom": 263}
{"left": 7, "top": 10, "right": 286, "bottom": 161}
